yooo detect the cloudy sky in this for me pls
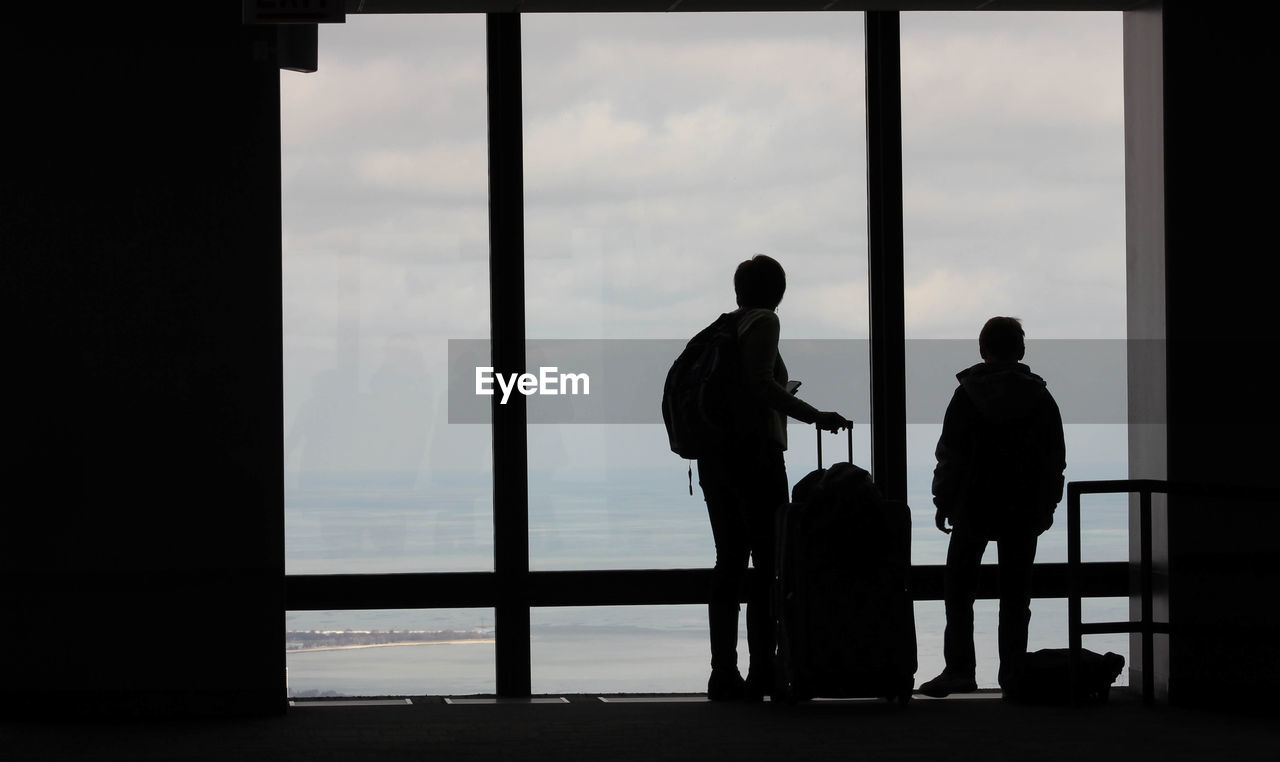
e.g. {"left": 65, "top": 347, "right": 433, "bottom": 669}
{"left": 280, "top": 11, "right": 1128, "bottom": 571}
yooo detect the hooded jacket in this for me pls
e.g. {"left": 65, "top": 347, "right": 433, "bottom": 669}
{"left": 932, "top": 361, "right": 1066, "bottom": 539}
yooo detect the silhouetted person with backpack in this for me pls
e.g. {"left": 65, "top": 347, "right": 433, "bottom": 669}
{"left": 920, "top": 316, "right": 1066, "bottom": 698}
{"left": 697, "top": 254, "right": 851, "bottom": 701}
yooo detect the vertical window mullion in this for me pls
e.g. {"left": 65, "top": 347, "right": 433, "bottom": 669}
{"left": 864, "top": 10, "right": 908, "bottom": 502}
{"left": 487, "top": 11, "right": 532, "bottom": 699}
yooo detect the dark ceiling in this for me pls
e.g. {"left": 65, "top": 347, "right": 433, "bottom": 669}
{"left": 344, "top": 1, "right": 1152, "bottom": 13}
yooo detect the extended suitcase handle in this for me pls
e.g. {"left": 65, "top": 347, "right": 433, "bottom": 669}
{"left": 815, "top": 423, "right": 853, "bottom": 470}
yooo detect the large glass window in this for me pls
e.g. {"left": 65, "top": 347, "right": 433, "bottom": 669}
{"left": 282, "top": 15, "right": 492, "bottom": 576}
{"left": 281, "top": 15, "right": 493, "bottom": 697}
{"left": 901, "top": 12, "right": 1128, "bottom": 686}
{"left": 518, "top": 12, "right": 870, "bottom": 693}
{"left": 280, "top": 10, "right": 1132, "bottom": 698}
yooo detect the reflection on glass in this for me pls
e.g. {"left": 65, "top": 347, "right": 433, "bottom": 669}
{"left": 281, "top": 15, "right": 492, "bottom": 574}
{"left": 522, "top": 12, "right": 870, "bottom": 572}
{"left": 286, "top": 609, "right": 495, "bottom": 697}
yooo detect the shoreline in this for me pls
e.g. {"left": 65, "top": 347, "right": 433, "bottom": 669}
{"left": 288, "top": 638, "right": 496, "bottom": 654}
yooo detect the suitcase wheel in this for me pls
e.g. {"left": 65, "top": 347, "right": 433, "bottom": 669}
{"left": 887, "top": 679, "right": 914, "bottom": 708}
{"left": 774, "top": 678, "right": 799, "bottom": 706}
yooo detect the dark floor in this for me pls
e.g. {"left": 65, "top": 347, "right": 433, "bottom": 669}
{"left": 4, "top": 690, "right": 1277, "bottom": 762}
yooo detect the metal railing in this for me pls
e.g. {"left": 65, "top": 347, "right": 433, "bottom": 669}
{"left": 1067, "top": 479, "right": 1279, "bottom": 706}
{"left": 1067, "top": 479, "right": 1170, "bottom": 705}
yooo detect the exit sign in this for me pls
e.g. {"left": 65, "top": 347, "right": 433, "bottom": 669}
{"left": 244, "top": 0, "right": 345, "bottom": 24}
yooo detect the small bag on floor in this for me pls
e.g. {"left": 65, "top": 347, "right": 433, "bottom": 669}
{"left": 1003, "top": 648, "right": 1126, "bottom": 705}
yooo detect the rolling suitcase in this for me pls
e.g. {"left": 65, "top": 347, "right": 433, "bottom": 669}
{"left": 773, "top": 425, "right": 917, "bottom": 705}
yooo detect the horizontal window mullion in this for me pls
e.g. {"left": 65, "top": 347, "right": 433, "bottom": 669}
{"left": 283, "top": 561, "right": 1128, "bottom": 610}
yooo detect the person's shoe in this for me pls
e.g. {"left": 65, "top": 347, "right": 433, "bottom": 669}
{"left": 707, "top": 668, "right": 746, "bottom": 701}
{"left": 743, "top": 670, "right": 773, "bottom": 703}
{"left": 918, "top": 670, "right": 978, "bottom": 698}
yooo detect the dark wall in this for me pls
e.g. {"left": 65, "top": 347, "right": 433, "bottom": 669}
{"left": 1126, "top": 2, "right": 1279, "bottom": 708}
{"left": 2, "top": 12, "right": 284, "bottom": 717}
{"left": 1161, "top": 2, "right": 1279, "bottom": 707}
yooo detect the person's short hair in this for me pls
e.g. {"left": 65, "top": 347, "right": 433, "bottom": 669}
{"left": 979, "top": 316, "right": 1025, "bottom": 362}
{"left": 734, "top": 254, "right": 786, "bottom": 310}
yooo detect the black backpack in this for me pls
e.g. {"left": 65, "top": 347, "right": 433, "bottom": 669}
{"left": 661, "top": 312, "right": 744, "bottom": 460}
{"left": 1003, "top": 648, "right": 1126, "bottom": 705}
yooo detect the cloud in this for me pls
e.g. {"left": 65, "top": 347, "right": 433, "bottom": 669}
{"left": 285, "top": 17, "right": 486, "bottom": 147}
{"left": 896, "top": 12, "right": 1125, "bottom": 340}
{"left": 901, "top": 11, "right": 1123, "bottom": 131}
{"left": 904, "top": 267, "right": 1014, "bottom": 338}
{"left": 354, "top": 144, "right": 488, "bottom": 198}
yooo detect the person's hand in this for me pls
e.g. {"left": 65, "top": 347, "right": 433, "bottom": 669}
{"left": 934, "top": 508, "right": 952, "bottom": 534}
{"left": 815, "top": 411, "right": 852, "bottom": 434}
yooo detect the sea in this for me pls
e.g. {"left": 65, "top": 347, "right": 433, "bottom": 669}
{"left": 285, "top": 430, "right": 1131, "bottom": 698}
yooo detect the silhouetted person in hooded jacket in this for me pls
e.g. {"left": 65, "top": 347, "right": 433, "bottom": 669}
{"left": 699, "top": 254, "right": 851, "bottom": 701}
{"left": 920, "top": 316, "right": 1066, "bottom": 698}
